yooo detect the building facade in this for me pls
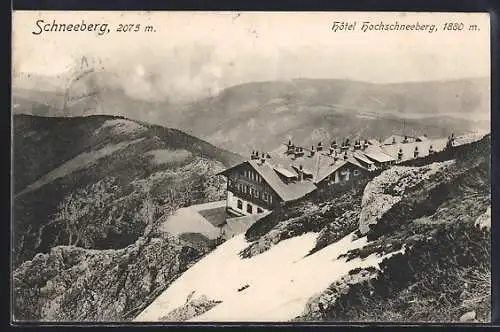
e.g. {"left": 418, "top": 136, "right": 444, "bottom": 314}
{"left": 222, "top": 161, "right": 281, "bottom": 217}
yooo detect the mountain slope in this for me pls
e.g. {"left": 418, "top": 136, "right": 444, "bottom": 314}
{"left": 175, "top": 78, "right": 490, "bottom": 155}
{"left": 12, "top": 114, "right": 243, "bottom": 267}
{"left": 14, "top": 75, "right": 490, "bottom": 156}
{"left": 135, "top": 134, "right": 490, "bottom": 322}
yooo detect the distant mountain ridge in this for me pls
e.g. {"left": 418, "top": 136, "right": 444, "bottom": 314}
{"left": 13, "top": 74, "right": 489, "bottom": 155}
{"left": 176, "top": 77, "right": 489, "bottom": 155}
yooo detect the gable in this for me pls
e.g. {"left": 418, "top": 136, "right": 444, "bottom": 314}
{"left": 218, "top": 160, "right": 317, "bottom": 202}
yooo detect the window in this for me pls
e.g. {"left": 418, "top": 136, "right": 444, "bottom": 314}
{"left": 353, "top": 170, "right": 360, "bottom": 176}
{"left": 228, "top": 179, "right": 233, "bottom": 187}
{"left": 247, "top": 203, "right": 253, "bottom": 214}
{"left": 269, "top": 195, "right": 273, "bottom": 204}
{"left": 237, "top": 200, "right": 243, "bottom": 210}
{"left": 262, "top": 193, "right": 268, "bottom": 201}
{"left": 257, "top": 207, "right": 263, "bottom": 213}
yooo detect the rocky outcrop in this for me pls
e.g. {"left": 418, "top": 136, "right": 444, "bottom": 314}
{"left": 158, "top": 293, "right": 222, "bottom": 321}
{"left": 474, "top": 206, "right": 491, "bottom": 231}
{"left": 12, "top": 233, "right": 207, "bottom": 322}
{"left": 358, "top": 161, "right": 455, "bottom": 235}
{"left": 296, "top": 267, "right": 379, "bottom": 321}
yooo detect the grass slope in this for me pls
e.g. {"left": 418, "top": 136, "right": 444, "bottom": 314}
{"left": 12, "top": 114, "right": 243, "bottom": 266}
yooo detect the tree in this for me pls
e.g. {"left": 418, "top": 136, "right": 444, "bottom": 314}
{"left": 52, "top": 177, "right": 121, "bottom": 247}
{"left": 138, "top": 194, "right": 161, "bottom": 238}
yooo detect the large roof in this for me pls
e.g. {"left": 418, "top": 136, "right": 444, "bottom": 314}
{"left": 382, "top": 138, "right": 449, "bottom": 162}
{"left": 382, "top": 134, "right": 416, "bottom": 145}
{"left": 218, "top": 134, "right": 451, "bottom": 202}
{"left": 248, "top": 160, "right": 317, "bottom": 202}
{"left": 218, "top": 143, "right": 372, "bottom": 202}
{"left": 363, "top": 146, "right": 396, "bottom": 163}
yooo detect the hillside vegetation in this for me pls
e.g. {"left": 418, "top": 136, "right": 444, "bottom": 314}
{"left": 297, "top": 135, "right": 490, "bottom": 322}
{"left": 12, "top": 114, "right": 245, "bottom": 322}
{"left": 13, "top": 114, "right": 243, "bottom": 267}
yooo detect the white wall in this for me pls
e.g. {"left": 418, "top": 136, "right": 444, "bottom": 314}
{"left": 227, "top": 191, "right": 270, "bottom": 216}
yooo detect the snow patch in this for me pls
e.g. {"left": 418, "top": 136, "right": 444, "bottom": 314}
{"left": 134, "top": 231, "right": 397, "bottom": 322}
{"left": 358, "top": 160, "right": 455, "bottom": 235}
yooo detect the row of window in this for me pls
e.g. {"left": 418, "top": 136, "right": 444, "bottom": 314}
{"left": 229, "top": 180, "right": 273, "bottom": 204}
{"left": 242, "top": 169, "right": 262, "bottom": 183}
{"left": 236, "top": 200, "right": 264, "bottom": 214}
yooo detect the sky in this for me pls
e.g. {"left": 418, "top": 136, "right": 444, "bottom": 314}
{"left": 12, "top": 11, "right": 490, "bottom": 102}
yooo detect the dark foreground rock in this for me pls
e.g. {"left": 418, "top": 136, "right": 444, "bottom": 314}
{"left": 13, "top": 233, "right": 208, "bottom": 322}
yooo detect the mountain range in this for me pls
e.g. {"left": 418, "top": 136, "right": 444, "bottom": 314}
{"left": 13, "top": 72, "right": 490, "bottom": 155}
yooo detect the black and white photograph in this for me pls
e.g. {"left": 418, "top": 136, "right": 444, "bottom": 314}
{"left": 11, "top": 11, "right": 491, "bottom": 323}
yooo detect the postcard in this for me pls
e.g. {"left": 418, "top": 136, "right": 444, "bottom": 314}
{"left": 11, "top": 11, "right": 491, "bottom": 323}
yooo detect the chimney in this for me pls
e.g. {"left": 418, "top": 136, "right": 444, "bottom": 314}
{"left": 414, "top": 146, "right": 419, "bottom": 158}
{"left": 334, "top": 151, "right": 339, "bottom": 161}
{"left": 294, "top": 146, "right": 304, "bottom": 157}
{"left": 340, "top": 139, "right": 347, "bottom": 152}
{"left": 251, "top": 150, "right": 259, "bottom": 160}
{"left": 331, "top": 140, "right": 338, "bottom": 149}
{"left": 310, "top": 145, "right": 315, "bottom": 157}
{"left": 429, "top": 145, "right": 434, "bottom": 154}
{"left": 298, "top": 165, "right": 304, "bottom": 181}
{"left": 398, "top": 148, "right": 403, "bottom": 161}
{"left": 392, "top": 136, "right": 396, "bottom": 145}
{"left": 317, "top": 141, "right": 323, "bottom": 151}
{"left": 354, "top": 140, "right": 361, "bottom": 150}
{"left": 344, "top": 152, "right": 348, "bottom": 160}
{"left": 260, "top": 151, "right": 266, "bottom": 163}
{"left": 287, "top": 138, "right": 294, "bottom": 153}
{"left": 266, "top": 153, "right": 271, "bottom": 159}
{"left": 329, "top": 146, "right": 334, "bottom": 155}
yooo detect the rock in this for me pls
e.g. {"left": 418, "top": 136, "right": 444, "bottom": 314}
{"left": 12, "top": 233, "right": 206, "bottom": 321}
{"left": 474, "top": 207, "right": 491, "bottom": 231}
{"left": 358, "top": 161, "right": 454, "bottom": 235}
{"left": 459, "top": 310, "right": 477, "bottom": 322}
